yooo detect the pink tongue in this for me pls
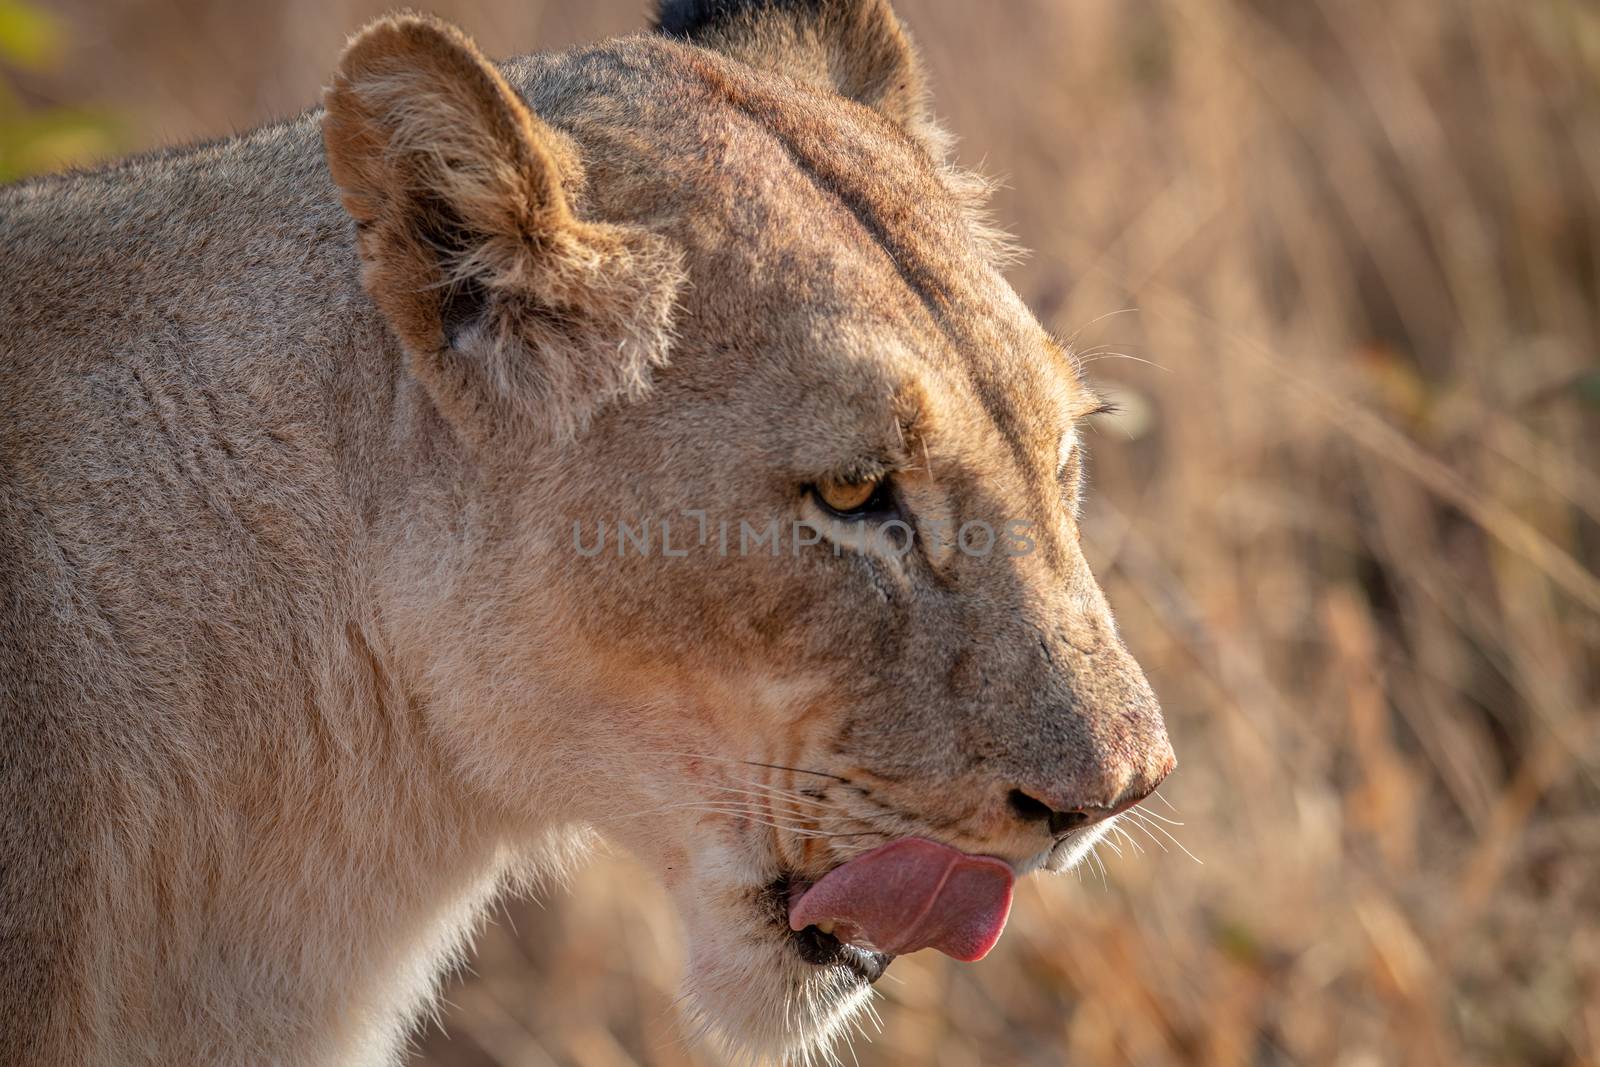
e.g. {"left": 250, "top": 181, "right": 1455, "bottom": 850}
{"left": 787, "top": 838, "right": 1014, "bottom": 962}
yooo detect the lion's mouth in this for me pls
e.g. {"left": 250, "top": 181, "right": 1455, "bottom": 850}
{"left": 766, "top": 875, "right": 894, "bottom": 984}
{"left": 769, "top": 837, "right": 1016, "bottom": 983}
{"left": 789, "top": 920, "right": 894, "bottom": 983}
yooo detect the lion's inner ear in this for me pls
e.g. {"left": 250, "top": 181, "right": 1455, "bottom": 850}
{"left": 323, "top": 15, "right": 683, "bottom": 444}
{"left": 656, "top": 0, "right": 946, "bottom": 158}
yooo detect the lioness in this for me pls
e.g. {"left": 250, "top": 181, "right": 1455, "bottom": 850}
{"left": 0, "top": 1, "right": 1175, "bottom": 1063}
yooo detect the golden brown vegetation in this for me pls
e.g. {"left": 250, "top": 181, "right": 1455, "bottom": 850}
{"left": 9, "top": 1, "right": 1598, "bottom": 1063}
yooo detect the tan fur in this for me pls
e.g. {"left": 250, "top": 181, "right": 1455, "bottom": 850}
{"left": 0, "top": 5, "right": 1172, "bottom": 1064}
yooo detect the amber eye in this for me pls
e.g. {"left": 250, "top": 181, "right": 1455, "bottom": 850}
{"left": 814, "top": 475, "right": 888, "bottom": 517}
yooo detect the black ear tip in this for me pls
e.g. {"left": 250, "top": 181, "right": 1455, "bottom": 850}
{"left": 654, "top": 0, "right": 824, "bottom": 37}
{"left": 654, "top": 0, "right": 727, "bottom": 36}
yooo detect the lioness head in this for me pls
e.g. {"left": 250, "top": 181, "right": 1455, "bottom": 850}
{"left": 323, "top": 1, "right": 1173, "bottom": 1059}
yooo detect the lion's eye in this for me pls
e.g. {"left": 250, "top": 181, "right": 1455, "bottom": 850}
{"left": 813, "top": 476, "right": 890, "bottom": 518}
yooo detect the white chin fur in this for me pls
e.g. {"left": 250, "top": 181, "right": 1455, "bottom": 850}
{"left": 670, "top": 879, "right": 874, "bottom": 1065}
{"left": 1032, "top": 814, "right": 1120, "bottom": 875}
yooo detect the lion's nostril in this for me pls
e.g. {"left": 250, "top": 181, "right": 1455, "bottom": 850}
{"left": 1007, "top": 789, "right": 1097, "bottom": 837}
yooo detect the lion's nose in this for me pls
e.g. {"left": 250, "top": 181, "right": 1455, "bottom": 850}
{"left": 1006, "top": 751, "right": 1175, "bottom": 837}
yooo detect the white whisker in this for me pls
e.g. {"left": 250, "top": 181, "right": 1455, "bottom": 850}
{"left": 1127, "top": 808, "right": 1203, "bottom": 865}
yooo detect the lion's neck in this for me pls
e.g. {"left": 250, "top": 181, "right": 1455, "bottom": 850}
{"left": 76, "top": 616, "right": 535, "bottom": 1067}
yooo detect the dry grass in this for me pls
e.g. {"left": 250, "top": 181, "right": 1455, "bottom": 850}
{"left": 10, "top": 1, "right": 1599, "bottom": 1064}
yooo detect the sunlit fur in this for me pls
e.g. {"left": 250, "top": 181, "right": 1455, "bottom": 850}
{"left": 0, "top": 4, "right": 1173, "bottom": 1064}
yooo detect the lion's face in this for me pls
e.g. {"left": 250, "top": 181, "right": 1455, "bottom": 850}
{"left": 324, "top": 3, "right": 1172, "bottom": 1061}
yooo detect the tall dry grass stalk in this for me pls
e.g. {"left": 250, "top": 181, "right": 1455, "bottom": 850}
{"left": 14, "top": 1, "right": 1598, "bottom": 1063}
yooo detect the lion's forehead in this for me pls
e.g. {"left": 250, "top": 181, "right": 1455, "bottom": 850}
{"left": 530, "top": 38, "right": 1090, "bottom": 502}
{"left": 531, "top": 40, "right": 1024, "bottom": 322}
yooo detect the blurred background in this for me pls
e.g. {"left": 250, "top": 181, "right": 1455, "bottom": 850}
{"left": 5, "top": 1, "right": 1598, "bottom": 1063}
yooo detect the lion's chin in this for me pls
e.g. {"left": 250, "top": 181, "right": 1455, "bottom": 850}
{"left": 682, "top": 931, "right": 875, "bottom": 1065}
{"left": 670, "top": 881, "right": 878, "bottom": 1064}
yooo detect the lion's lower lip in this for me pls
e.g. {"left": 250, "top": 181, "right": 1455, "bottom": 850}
{"left": 790, "top": 922, "right": 894, "bottom": 983}
{"left": 765, "top": 874, "right": 893, "bottom": 983}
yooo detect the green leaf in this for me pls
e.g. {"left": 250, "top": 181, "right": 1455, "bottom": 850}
{"left": 0, "top": 0, "right": 61, "bottom": 70}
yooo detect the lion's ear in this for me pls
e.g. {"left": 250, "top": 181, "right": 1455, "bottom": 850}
{"left": 656, "top": 0, "right": 946, "bottom": 158}
{"left": 323, "top": 15, "right": 683, "bottom": 445}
